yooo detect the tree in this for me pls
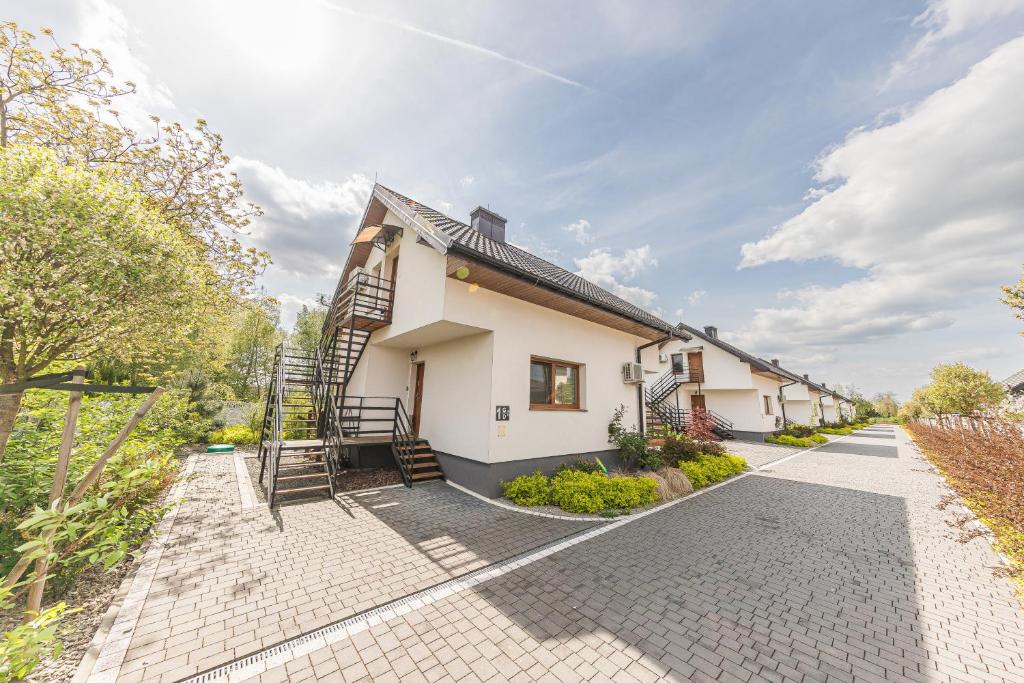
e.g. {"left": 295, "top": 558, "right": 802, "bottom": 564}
{"left": 289, "top": 305, "right": 327, "bottom": 357}
{"left": 872, "top": 392, "right": 899, "bottom": 418}
{"left": 1003, "top": 266, "right": 1024, "bottom": 334}
{"left": 225, "top": 297, "right": 282, "bottom": 400}
{"left": 0, "top": 22, "right": 268, "bottom": 295}
{"left": 0, "top": 145, "right": 213, "bottom": 459}
{"left": 917, "top": 363, "right": 1005, "bottom": 422}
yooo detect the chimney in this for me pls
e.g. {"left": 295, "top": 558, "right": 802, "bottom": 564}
{"left": 771, "top": 359, "right": 780, "bottom": 366}
{"left": 704, "top": 325, "right": 718, "bottom": 339}
{"left": 470, "top": 206, "right": 507, "bottom": 243}
{"left": 802, "top": 374, "right": 809, "bottom": 380}
{"left": 821, "top": 382, "right": 827, "bottom": 388}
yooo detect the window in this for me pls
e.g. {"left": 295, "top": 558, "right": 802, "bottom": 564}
{"left": 763, "top": 395, "right": 773, "bottom": 415}
{"left": 530, "top": 357, "right": 580, "bottom": 409}
{"left": 670, "top": 353, "right": 686, "bottom": 373}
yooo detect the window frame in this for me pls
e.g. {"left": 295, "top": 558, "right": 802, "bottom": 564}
{"left": 763, "top": 395, "right": 773, "bottom": 415}
{"left": 529, "top": 356, "right": 582, "bottom": 411}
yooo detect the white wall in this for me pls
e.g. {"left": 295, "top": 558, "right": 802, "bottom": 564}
{"left": 643, "top": 339, "right": 754, "bottom": 389}
{"left": 783, "top": 399, "right": 814, "bottom": 425}
{"left": 443, "top": 277, "right": 644, "bottom": 464}
{"left": 751, "top": 373, "right": 784, "bottom": 433}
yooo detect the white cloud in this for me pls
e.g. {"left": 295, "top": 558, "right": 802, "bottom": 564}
{"left": 737, "top": 36, "right": 1024, "bottom": 353}
{"left": 886, "top": 0, "right": 1024, "bottom": 86}
{"left": 76, "top": 0, "right": 174, "bottom": 127}
{"left": 687, "top": 289, "right": 707, "bottom": 306}
{"left": 231, "top": 157, "right": 372, "bottom": 276}
{"left": 562, "top": 218, "right": 594, "bottom": 245}
{"left": 575, "top": 246, "right": 659, "bottom": 310}
{"left": 459, "top": 176, "right": 475, "bottom": 187}
{"left": 314, "top": 0, "right": 591, "bottom": 90}
{"left": 277, "top": 293, "right": 318, "bottom": 331}
{"left": 673, "top": 307, "right": 685, "bottom": 320}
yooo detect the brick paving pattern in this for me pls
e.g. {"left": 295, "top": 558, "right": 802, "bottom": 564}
{"left": 726, "top": 440, "right": 801, "bottom": 469}
{"left": 110, "top": 455, "right": 598, "bottom": 682}
{"left": 258, "top": 426, "right": 1024, "bottom": 682}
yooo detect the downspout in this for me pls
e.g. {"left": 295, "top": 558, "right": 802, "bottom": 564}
{"left": 635, "top": 332, "right": 676, "bottom": 435}
{"left": 818, "top": 394, "right": 826, "bottom": 425}
{"left": 778, "top": 380, "right": 797, "bottom": 427}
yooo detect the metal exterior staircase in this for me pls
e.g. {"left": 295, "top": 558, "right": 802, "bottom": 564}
{"left": 258, "top": 346, "right": 336, "bottom": 507}
{"left": 644, "top": 368, "right": 735, "bottom": 439}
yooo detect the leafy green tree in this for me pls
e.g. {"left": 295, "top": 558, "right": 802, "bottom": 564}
{"left": 0, "top": 22, "right": 267, "bottom": 295}
{"left": 872, "top": 391, "right": 899, "bottom": 418}
{"left": 916, "top": 363, "right": 1005, "bottom": 422}
{"left": 225, "top": 297, "right": 282, "bottom": 400}
{"left": 289, "top": 305, "right": 327, "bottom": 357}
{"left": 0, "top": 145, "right": 214, "bottom": 460}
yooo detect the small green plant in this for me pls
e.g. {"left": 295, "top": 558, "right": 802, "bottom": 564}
{"left": 817, "top": 426, "right": 853, "bottom": 435}
{"left": 209, "top": 424, "right": 259, "bottom": 445}
{"left": 766, "top": 433, "right": 827, "bottom": 447}
{"left": 555, "top": 457, "right": 603, "bottom": 475}
{"left": 602, "top": 476, "right": 658, "bottom": 509}
{"left": 781, "top": 424, "right": 816, "bottom": 438}
{"left": 549, "top": 470, "right": 607, "bottom": 513}
{"left": 678, "top": 454, "right": 747, "bottom": 489}
{"left": 0, "top": 586, "right": 72, "bottom": 682}
{"left": 502, "top": 472, "right": 552, "bottom": 507}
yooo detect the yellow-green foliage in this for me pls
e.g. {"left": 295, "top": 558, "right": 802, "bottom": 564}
{"left": 503, "top": 470, "right": 660, "bottom": 513}
{"left": 678, "top": 454, "right": 747, "bottom": 489}
{"left": 502, "top": 472, "right": 551, "bottom": 507}
{"left": 210, "top": 424, "right": 259, "bottom": 445}
{"left": 767, "top": 433, "right": 827, "bottom": 447}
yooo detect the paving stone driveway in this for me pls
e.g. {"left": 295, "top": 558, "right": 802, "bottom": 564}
{"left": 103, "top": 455, "right": 598, "bottom": 682}
{"left": 257, "top": 427, "right": 1024, "bottom": 682}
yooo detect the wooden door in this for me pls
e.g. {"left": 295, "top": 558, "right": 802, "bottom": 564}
{"left": 691, "top": 394, "right": 706, "bottom": 411}
{"left": 687, "top": 352, "right": 704, "bottom": 381}
{"left": 411, "top": 362, "right": 425, "bottom": 435}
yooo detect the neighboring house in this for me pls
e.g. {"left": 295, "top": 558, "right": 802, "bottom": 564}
{"left": 290, "top": 184, "right": 853, "bottom": 498}
{"left": 639, "top": 324, "right": 795, "bottom": 442}
{"left": 324, "top": 185, "right": 689, "bottom": 496}
{"left": 1001, "top": 369, "right": 1024, "bottom": 413}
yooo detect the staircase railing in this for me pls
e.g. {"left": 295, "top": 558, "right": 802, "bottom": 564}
{"left": 311, "top": 345, "right": 341, "bottom": 483}
{"left": 647, "top": 369, "right": 683, "bottom": 405}
{"left": 267, "top": 345, "right": 285, "bottom": 506}
{"left": 707, "top": 409, "right": 734, "bottom": 437}
{"left": 391, "top": 398, "right": 417, "bottom": 487}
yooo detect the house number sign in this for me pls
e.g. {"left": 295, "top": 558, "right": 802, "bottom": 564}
{"left": 495, "top": 405, "right": 510, "bottom": 421}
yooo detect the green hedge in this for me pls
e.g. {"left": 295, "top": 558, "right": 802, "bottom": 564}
{"left": 766, "top": 433, "right": 828, "bottom": 447}
{"left": 817, "top": 426, "right": 853, "bottom": 435}
{"left": 209, "top": 424, "right": 259, "bottom": 445}
{"left": 677, "top": 454, "right": 747, "bottom": 489}
{"left": 502, "top": 470, "right": 659, "bottom": 513}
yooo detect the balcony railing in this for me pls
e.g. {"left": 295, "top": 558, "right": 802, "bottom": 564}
{"left": 327, "top": 272, "right": 393, "bottom": 331}
{"left": 671, "top": 367, "right": 704, "bottom": 383}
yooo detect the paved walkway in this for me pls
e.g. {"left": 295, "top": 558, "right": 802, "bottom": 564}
{"left": 245, "top": 427, "right": 1024, "bottom": 682}
{"left": 726, "top": 440, "right": 801, "bottom": 469}
{"left": 85, "top": 454, "right": 598, "bottom": 682}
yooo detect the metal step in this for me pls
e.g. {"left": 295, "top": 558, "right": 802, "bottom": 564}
{"left": 411, "top": 471, "right": 443, "bottom": 481}
{"left": 274, "top": 484, "right": 332, "bottom": 495}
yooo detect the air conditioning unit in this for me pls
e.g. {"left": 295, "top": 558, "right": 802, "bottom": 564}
{"left": 622, "top": 362, "right": 644, "bottom": 384}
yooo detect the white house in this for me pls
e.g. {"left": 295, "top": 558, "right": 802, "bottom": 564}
{"left": 265, "top": 185, "right": 853, "bottom": 499}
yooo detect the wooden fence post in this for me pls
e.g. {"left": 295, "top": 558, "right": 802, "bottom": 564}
{"left": 24, "top": 368, "right": 85, "bottom": 617}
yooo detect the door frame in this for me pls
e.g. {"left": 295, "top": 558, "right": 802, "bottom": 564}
{"left": 690, "top": 393, "right": 707, "bottom": 411}
{"left": 411, "top": 362, "right": 425, "bottom": 435}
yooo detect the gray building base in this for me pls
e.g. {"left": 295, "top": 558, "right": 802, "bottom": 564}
{"left": 434, "top": 449, "right": 624, "bottom": 498}
{"left": 729, "top": 430, "right": 778, "bottom": 443}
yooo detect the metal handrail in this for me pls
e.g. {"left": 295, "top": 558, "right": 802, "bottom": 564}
{"left": 311, "top": 345, "right": 340, "bottom": 490}
{"left": 391, "top": 398, "right": 416, "bottom": 487}
{"left": 326, "top": 272, "right": 394, "bottom": 331}
{"left": 268, "top": 343, "right": 285, "bottom": 507}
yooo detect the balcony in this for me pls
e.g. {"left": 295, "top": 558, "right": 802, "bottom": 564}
{"left": 328, "top": 272, "right": 394, "bottom": 332}
{"left": 671, "top": 366, "right": 704, "bottom": 383}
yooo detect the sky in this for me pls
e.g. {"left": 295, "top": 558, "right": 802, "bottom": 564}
{"left": 8, "top": 0, "right": 1024, "bottom": 400}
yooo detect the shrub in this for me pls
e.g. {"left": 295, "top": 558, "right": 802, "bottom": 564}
{"left": 555, "top": 457, "right": 604, "bottom": 475}
{"left": 766, "top": 433, "right": 827, "bottom": 447}
{"left": 660, "top": 431, "right": 702, "bottom": 462}
{"left": 0, "top": 586, "right": 70, "bottom": 682}
{"left": 549, "top": 470, "right": 607, "bottom": 513}
{"left": 781, "top": 424, "right": 816, "bottom": 438}
{"left": 678, "top": 454, "right": 747, "bottom": 489}
{"left": 209, "top": 424, "right": 259, "bottom": 445}
{"left": 502, "top": 472, "right": 551, "bottom": 507}
{"left": 636, "top": 448, "right": 664, "bottom": 471}
{"left": 602, "top": 475, "right": 659, "bottom": 509}
{"left": 817, "top": 426, "right": 853, "bottom": 435}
